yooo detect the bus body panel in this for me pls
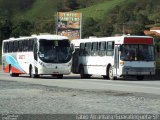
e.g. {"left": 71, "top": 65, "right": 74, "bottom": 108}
{"left": 80, "top": 56, "right": 114, "bottom": 75}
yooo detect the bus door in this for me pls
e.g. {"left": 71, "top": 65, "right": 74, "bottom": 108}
{"left": 114, "top": 45, "right": 120, "bottom": 77}
{"left": 33, "top": 39, "right": 38, "bottom": 61}
{"left": 72, "top": 48, "right": 79, "bottom": 73}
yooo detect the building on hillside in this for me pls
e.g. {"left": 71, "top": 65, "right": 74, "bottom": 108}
{"left": 144, "top": 27, "right": 160, "bottom": 37}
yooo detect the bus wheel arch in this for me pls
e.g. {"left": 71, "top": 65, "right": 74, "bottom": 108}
{"left": 79, "top": 64, "right": 90, "bottom": 79}
{"left": 79, "top": 64, "right": 85, "bottom": 78}
{"left": 29, "top": 65, "right": 39, "bottom": 78}
{"left": 107, "top": 64, "right": 111, "bottom": 76}
{"left": 103, "top": 64, "right": 111, "bottom": 79}
{"left": 9, "top": 64, "right": 19, "bottom": 77}
{"left": 9, "top": 64, "right": 13, "bottom": 76}
{"left": 29, "top": 65, "right": 33, "bottom": 78}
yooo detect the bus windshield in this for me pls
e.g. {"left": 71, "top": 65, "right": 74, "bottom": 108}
{"left": 39, "top": 39, "right": 72, "bottom": 63}
{"left": 120, "top": 44, "right": 154, "bottom": 61}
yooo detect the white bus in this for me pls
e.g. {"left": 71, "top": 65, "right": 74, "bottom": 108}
{"left": 2, "top": 34, "right": 74, "bottom": 78}
{"left": 71, "top": 35, "right": 155, "bottom": 80}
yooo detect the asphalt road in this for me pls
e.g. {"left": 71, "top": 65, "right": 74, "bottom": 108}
{"left": 0, "top": 71, "right": 160, "bottom": 119}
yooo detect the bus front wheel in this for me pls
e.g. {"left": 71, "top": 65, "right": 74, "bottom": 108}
{"left": 30, "top": 66, "right": 39, "bottom": 78}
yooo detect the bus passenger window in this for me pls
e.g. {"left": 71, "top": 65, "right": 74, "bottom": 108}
{"left": 91, "top": 42, "right": 98, "bottom": 56}
{"left": 106, "top": 41, "right": 114, "bottom": 56}
{"left": 84, "top": 42, "right": 91, "bottom": 56}
{"left": 99, "top": 42, "right": 106, "bottom": 56}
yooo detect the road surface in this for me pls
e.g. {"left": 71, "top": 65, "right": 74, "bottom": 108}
{"left": 0, "top": 71, "right": 160, "bottom": 119}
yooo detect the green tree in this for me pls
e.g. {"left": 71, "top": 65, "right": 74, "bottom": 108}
{"left": 0, "top": 18, "right": 12, "bottom": 45}
{"left": 11, "top": 19, "right": 34, "bottom": 37}
{"left": 65, "top": 0, "right": 78, "bottom": 10}
{"left": 33, "top": 18, "right": 55, "bottom": 34}
{"left": 99, "top": 21, "right": 113, "bottom": 37}
{"left": 82, "top": 17, "right": 98, "bottom": 38}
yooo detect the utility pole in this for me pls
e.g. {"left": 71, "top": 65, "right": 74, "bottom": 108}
{"left": 122, "top": 23, "right": 128, "bottom": 35}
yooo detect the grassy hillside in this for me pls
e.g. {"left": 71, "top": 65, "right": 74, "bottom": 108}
{"left": 76, "top": 0, "right": 133, "bottom": 20}
{"left": 13, "top": 0, "right": 57, "bottom": 21}
{"left": 13, "top": 0, "right": 133, "bottom": 21}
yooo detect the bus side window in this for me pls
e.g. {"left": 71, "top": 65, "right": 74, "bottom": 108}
{"left": 98, "top": 41, "right": 106, "bottom": 56}
{"left": 28, "top": 39, "right": 34, "bottom": 51}
{"left": 23, "top": 40, "right": 28, "bottom": 51}
{"left": 18, "top": 41, "right": 22, "bottom": 52}
{"left": 91, "top": 42, "right": 98, "bottom": 56}
{"left": 9, "top": 42, "right": 13, "bottom": 53}
{"left": 84, "top": 42, "right": 91, "bottom": 56}
{"left": 17, "top": 41, "right": 20, "bottom": 52}
{"left": 4, "top": 42, "right": 7, "bottom": 53}
{"left": 6, "top": 42, "right": 9, "bottom": 53}
{"left": 79, "top": 43, "right": 85, "bottom": 56}
{"left": 14, "top": 41, "right": 18, "bottom": 52}
{"left": 28, "top": 39, "right": 31, "bottom": 51}
{"left": 106, "top": 41, "right": 114, "bottom": 56}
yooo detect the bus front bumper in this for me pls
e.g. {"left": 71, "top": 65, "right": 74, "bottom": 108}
{"left": 122, "top": 67, "right": 155, "bottom": 76}
{"left": 38, "top": 65, "right": 71, "bottom": 75}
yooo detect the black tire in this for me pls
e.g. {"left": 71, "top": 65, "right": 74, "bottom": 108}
{"left": 9, "top": 65, "right": 19, "bottom": 77}
{"left": 80, "top": 66, "right": 85, "bottom": 78}
{"left": 108, "top": 66, "right": 115, "bottom": 80}
{"left": 57, "top": 74, "right": 63, "bottom": 79}
{"left": 103, "top": 68, "right": 109, "bottom": 79}
{"left": 136, "top": 75, "right": 144, "bottom": 80}
{"left": 30, "top": 66, "right": 39, "bottom": 78}
{"left": 80, "top": 66, "right": 90, "bottom": 79}
{"left": 103, "top": 75, "right": 109, "bottom": 79}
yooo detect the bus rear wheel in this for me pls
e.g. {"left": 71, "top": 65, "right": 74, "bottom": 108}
{"left": 9, "top": 65, "right": 19, "bottom": 77}
{"left": 108, "top": 66, "right": 115, "bottom": 80}
{"left": 80, "top": 66, "right": 90, "bottom": 79}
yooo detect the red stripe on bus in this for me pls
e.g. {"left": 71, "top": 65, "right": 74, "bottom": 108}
{"left": 3, "top": 65, "right": 10, "bottom": 73}
{"left": 12, "top": 66, "right": 25, "bottom": 74}
{"left": 124, "top": 37, "right": 153, "bottom": 44}
{"left": 3, "top": 65, "right": 26, "bottom": 74}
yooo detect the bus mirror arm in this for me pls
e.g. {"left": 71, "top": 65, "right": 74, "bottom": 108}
{"left": 71, "top": 44, "right": 75, "bottom": 53}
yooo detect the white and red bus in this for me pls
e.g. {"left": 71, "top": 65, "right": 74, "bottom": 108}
{"left": 71, "top": 35, "right": 155, "bottom": 80}
{"left": 2, "top": 34, "right": 74, "bottom": 78}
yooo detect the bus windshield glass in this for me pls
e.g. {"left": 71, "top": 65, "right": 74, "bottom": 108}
{"left": 120, "top": 44, "right": 154, "bottom": 61}
{"left": 39, "top": 39, "right": 72, "bottom": 63}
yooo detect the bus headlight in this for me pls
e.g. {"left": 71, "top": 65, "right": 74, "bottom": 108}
{"left": 119, "top": 61, "right": 125, "bottom": 65}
